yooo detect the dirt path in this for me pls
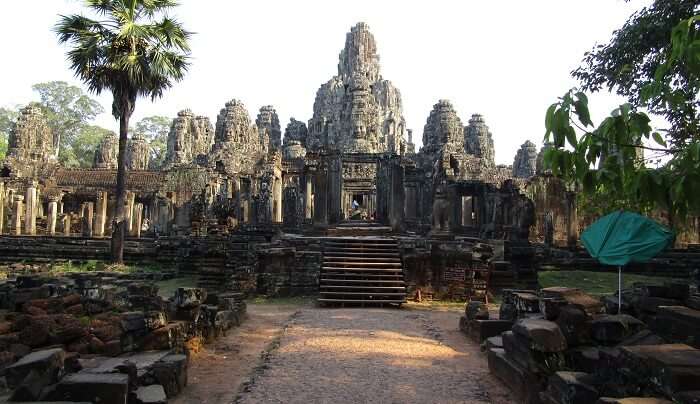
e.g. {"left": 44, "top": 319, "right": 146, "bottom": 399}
{"left": 235, "top": 306, "right": 511, "bottom": 404}
{"left": 171, "top": 303, "right": 301, "bottom": 404}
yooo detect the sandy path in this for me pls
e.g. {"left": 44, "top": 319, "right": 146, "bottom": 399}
{"left": 171, "top": 303, "right": 301, "bottom": 404}
{"left": 235, "top": 306, "right": 511, "bottom": 404}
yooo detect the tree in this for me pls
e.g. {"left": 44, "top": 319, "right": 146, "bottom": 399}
{"left": 32, "top": 81, "right": 105, "bottom": 166}
{"left": 573, "top": 0, "right": 698, "bottom": 147}
{"left": 134, "top": 115, "right": 170, "bottom": 168}
{"left": 74, "top": 125, "right": 115, "bottom": 167}
{"left": 56, "top": 0, "right": 191, "bottom": 263}
{"left": 545, "top": 15, "right": 700, "bottom": 227}
{"left": 0, "top": 107, "right": 19, "bottom": 160}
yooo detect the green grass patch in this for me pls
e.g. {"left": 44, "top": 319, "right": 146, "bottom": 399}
{"left": 538, "top": 270, "right": 687, "bottom": 296}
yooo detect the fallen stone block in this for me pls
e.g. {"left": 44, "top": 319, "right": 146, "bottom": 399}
{"left": 621, "top": 343, "right": 700, "bottom": 397}
{"left": 543, "top": 371, "right": 599, "bottom": 404}
{"left": 591, "top": 315, "right": 646, "bottom": 345}
{"left": 541, "top": 287, "right": 604, "bottom": 316}
{"left": 46, "top": 372, "right": 129, "bottom": 404}
{"left": 488, "top": 347, "right": 545, "bottom": 404}
{"left": 142, "top": 322, "right": 184, "bottom": 351}
{"left": 5, "top": 347, "right": 65, "bottom": 389}
{"left": 555, "top": 305, "right": 591, "bottom": 347}
{"left": 465, "top": 301, "right": 489, "bottom": 320}
{"left": 502, "top": 330, "right": 566, "bottom": 375}
{"left": 468, "top": 320, "right": 512, "bottom": 343}
{"left": 174, "top": 287, "right": 206, "bottom": 308}
{"left": 151, "top": 354, "right": 188, "bottom": 398}
{"left": 133, "top": 384, "right": 167, "bottom": 404}
{"left": 512, "top": 319, "right": 567, "bottom": 352}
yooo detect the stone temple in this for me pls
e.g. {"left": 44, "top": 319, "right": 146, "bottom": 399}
{"left": 0, "top": 22, "right": 698, "bottom": 303}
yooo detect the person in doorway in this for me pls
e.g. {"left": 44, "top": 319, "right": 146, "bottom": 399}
{"left": 351, "top": 199, "right": 359, "bottom": 211}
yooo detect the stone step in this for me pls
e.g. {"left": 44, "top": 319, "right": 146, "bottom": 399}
{"left": 320, "top": 285, "right": 406, "bottom": 290}
{"left": 323, "top": 251, "right": 400, "bottom": 257}
{"left": 320, "top": 278, "right": 406, "bottom": 284}
{"left": 322, "top": 267, "right": 403, "bottom": 273}
{"left": 322, "top": 261, "right": 402, "bottom": 267}
{"left": 318, "top": 298, "right": 406, "bottom": 304}
{"left": 320, "top": 291, "right": 407, "bottom": 297}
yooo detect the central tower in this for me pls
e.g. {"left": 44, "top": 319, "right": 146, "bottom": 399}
{"left": 307, "top": 22, "right": 407, "bottom": 154}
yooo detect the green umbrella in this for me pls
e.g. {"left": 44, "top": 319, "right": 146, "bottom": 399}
{"left": 581, "top": 210, "right": 675, "bottom": 313}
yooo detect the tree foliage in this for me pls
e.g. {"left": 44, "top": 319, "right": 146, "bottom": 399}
{"left": 133, "top": 115, "right": 170, "bottom": 168}
{"left": 73, "top": 125, "right": 115, "bottom": 167}
{"left": 56, "top": 0, "right": 191, "bottom": 263}
{"left": 32, "top": 81, "right": 105, "bottom": 165}
{"left": 546, "top": 14, "right": 700, "bottom": 227}
{"left": 573, "top": 0, "right": 699, "bottom": 147}
{"left": 0, "top": 107, "right": 19, "bottom": 160}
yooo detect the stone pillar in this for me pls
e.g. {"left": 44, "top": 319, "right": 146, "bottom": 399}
{"left": 125, "top": 191, "right": 136, "bottom": 234}
{"left": 81, "top": 202, "right": 94, "bottom": 237}
{"left": 94, "top": 191, "right": 108, "bottom": 237}
{"left": 305, "top": 172, "right": 313, "bottom": 220}
{"left": 62, "top": 215, "right": 71, "bottom": 236}
{"left": 313, "top": 163, "right": 328, "bottom": 228}
{"left": 132, "top": 203, "right": 143, "bottom": 238}
{"left": 24, "top": 183, "right": 37, "bottom": 235}
{"left": 273, "top": 177, "right": 283, "bottom": 222}
{"left": 47, "top": 196, "right": 59, "bottom": 235}
{"left": 12, "top": 195, "right": 23, "bottom": 236}
{"left": 0, "top": 181, "right": 4, "bottom": 235}
{"left": 388, "top": 157, "right": 405, "bottom": 231}
{"left": 327, "top": 153, "right": 343, "bottom": 225}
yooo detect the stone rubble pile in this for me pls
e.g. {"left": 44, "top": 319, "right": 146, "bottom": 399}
{"left": 459, "top": 283, "right": 700, "bottom": 404}
{"left": 0, "top": 271, "right": 246, "bottom": 402}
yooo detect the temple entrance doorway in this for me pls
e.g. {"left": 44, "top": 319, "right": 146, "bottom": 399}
{"left": 343, "top": 188, "right": 375, "bottom": 221}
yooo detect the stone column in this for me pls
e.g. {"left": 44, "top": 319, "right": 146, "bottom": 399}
{"left": 81, "top": 202, "right": 94, "bottom": 237}
{"left": 125, "top": 191, "right": 136, "bottom": 234}
{"left": 305, "top": 173, "right": 313, "bottom": 220}
{"left": 24, "top": 183, "right": 37, "bottom": 235}
{"left": 274, "top": 177, "right": 283, "bottom": 222}
{"left": 12, "top": 195, "right": 23, "bottom": 236}
{"left": 0, "top": 181, "right": 4, "bottom": 235}
{"left": 47, "top": 196, "right": 59, "bottom": 235}
{"left": 62, "top": 215, "right": 71, "bottom": 236}
{"left": 94, "top": 191, "right": 108, "bottom": 237}
{"left": 313, "top": 163, "right": 328, "bottom": 228}
{"left": 132, "top": 203, "right": 143, "bottom": 238}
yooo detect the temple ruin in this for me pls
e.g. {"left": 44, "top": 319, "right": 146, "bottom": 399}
{"left": 1, "top": 22, "right": 697, "bottom": 295}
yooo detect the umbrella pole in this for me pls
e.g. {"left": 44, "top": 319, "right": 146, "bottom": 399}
{"left": 618, "top": 266, "right": 622, "bottom": 314}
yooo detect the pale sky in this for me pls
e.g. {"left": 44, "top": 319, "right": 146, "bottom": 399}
{"left": 0, "top": 0, "right": 656, "bottom": 164}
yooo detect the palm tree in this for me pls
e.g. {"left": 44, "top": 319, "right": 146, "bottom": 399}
{"left": 56, "top": 0, "right": 191, "bottom": 263}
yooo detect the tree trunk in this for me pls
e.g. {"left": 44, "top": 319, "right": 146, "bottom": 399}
{"left": 110, "top": 99, "right": 131, "bottom": 264}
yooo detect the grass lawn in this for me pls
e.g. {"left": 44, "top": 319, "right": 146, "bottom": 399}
{"left": 538, "top": 270, "right": 687, "bottom": 296}
{"left": 156, "top": 276, "right": 199, "bottom": 297}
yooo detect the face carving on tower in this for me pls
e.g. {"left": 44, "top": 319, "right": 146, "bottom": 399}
{"left": 307, "top": 22, "right": 407, "bottom": 154}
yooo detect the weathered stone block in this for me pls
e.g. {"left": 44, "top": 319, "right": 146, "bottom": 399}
{"left": 555, "top": 305, "right": 591, "bottom": 347}
{"left": 621, "top": 344, "right": 700, "bottom": 397}
{"left": 512, "top": 319, "right": 567, "bottom": 352}
{"left": 596, "top": 397, "right": 672, "bottom": 403}
{"left": 465, "top": 301, "right": 489, "bottom": 320}
{"left": 174, "top": 287, "right": 206, "bottom": 308}
{"left": 48, "top": 372, "right": 129, "bottom": 404}
{"left": 133, "top": 384, "right": 167, "bottom": 404}
{"left": 152, "top": 354, "right": 188, "bottom": 398}
{"left": 591, "top": 315, "right": 646, "bottom": 344}
{"left": 142, "top": 323, "right": 184, "bottom": 351}
{"left": 544, "top": 371, "right": 599, "bottom": 404}
{"left": 5, "top": 347, "right": 65, "bottom": 388}
{"left": 468, "top": 320, "right": 512, "bottom": 343}
{"left": 488, "top": 347, "right": 545, "bottom": 404}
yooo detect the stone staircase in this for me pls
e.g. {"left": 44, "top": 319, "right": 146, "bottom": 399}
{"left": 319, "top": 237, "right": 406, "bottom": 306}
{"left": 326, "top": 221, "right": 393, "bottom": 237}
